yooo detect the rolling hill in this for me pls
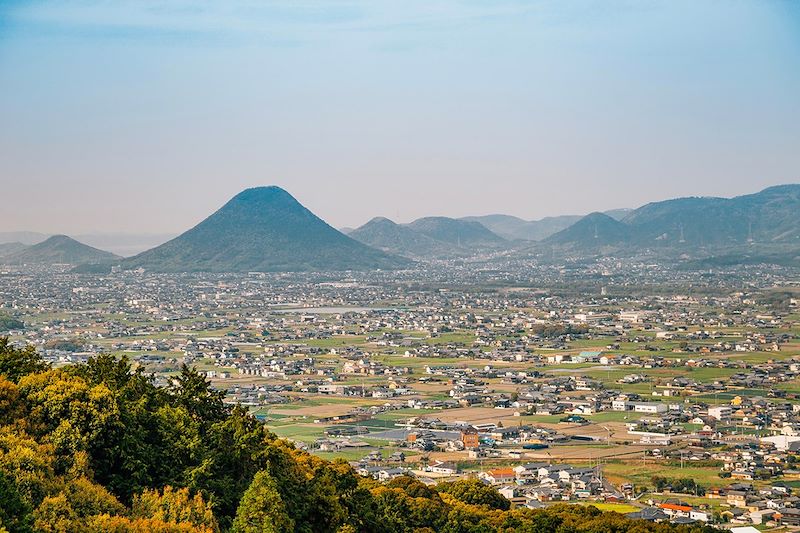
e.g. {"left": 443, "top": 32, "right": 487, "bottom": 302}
{"left": 348, "top": 217, "right": 456, "bottom": 259}
{"left": 122, "top": 186, "right": 409, "bottom": 272}
{"left": 1, "top": 235, "right": 120, "bottom": 265}
{"left": 0, "top": 242, "right": 28, "bottom": 257}
{"left": 463, "top": 209, "right": 632, "bottom": 241}
{"left": 406, "top": 217, "right": 505, "bottom": 247}
{"left": 544, "top": 212, "right": 632, "bottom": 248}
{"left": 620, "top": 184, "right": 800, "bottom": 246}
{"left": 0, "top": 231, "right": 48, "bottom": 245}
{"left": 461, "top": 214, "right": 581, "bottom": 241}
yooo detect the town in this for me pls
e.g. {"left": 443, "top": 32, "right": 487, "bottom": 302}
{"left": 2, "top": 259, "right": 799, "bottom": 531}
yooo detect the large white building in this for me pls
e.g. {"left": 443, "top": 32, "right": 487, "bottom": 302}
{"left": 761, "top": 435, "right": 800, "bottom": 452}
{"left": 632, "top": 402, "right": 667, "bottom": 414}
{"left": 708, "top": 406, "right": 732, "bottom": 420}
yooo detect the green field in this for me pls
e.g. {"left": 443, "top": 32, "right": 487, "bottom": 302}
{"left": 582, "top": 503, "right": 640, "bottom": 514}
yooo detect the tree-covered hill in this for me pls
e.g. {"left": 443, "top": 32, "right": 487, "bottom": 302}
{"left": 123, "top": 187, "right": 409, "bottom": 273}
{"left": 407, "top": 216, "right": 506, "bottom": 248}
{"left": 543, "top": 184, "right": 800, "bottom": 259}
{"left": 1, "top": 235, "right": 119, "bottom": 266}
{"left": 349, "top": 217, "right": 461, "bottom": 259}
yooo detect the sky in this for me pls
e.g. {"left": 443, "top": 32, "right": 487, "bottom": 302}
{"left": 1, "top": 0, "right": 799, "bottom": 234}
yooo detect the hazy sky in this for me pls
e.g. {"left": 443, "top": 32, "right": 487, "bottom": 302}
{"left": 1, "top": 1, "right": 799, "bottom": 234}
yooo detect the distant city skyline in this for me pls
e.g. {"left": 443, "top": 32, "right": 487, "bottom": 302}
{"left": 1, "top": 1, "right": 799, "bottom": 234}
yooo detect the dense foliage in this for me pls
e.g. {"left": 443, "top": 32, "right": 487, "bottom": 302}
{"left": 650, "top": 477, "right": 705, "bottom": 496}
{"left": 529, "top": 323, "right": 590, "bottom": 338}
{"left": 0, "top": 315, "right": 23, "bottom": 333}
{"left": 0, "top": 338, "right": 722, "bottom": 532}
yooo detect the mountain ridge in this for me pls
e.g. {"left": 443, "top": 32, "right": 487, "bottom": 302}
{"left": 462, "top": 209, "right": 631, "bottom": 241}
{"left": 545, "top": 184, "right": 800, "bottom": 258}
{"left": 348, "top": 217, "right": 456, "bottom": 259}
{"left": 406, "top": 216, "right": 505, "bottom": 247}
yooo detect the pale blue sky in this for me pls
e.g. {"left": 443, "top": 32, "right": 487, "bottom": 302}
{"left": 1, "top": 0, "right": 799, "bottom": 233}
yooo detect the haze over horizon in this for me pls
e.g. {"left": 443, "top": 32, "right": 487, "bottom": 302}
{"left": 1, "top": 0, "right": 799, "bottom": 234}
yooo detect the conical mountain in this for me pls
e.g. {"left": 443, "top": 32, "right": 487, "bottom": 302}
{"left": 123, "top": 186, "right": 409, "bottom": 272}
{"left": 544, "top": 212, "right": 631, "bottom": 247}
{"left": 1, "top": 235, "right": 120, "bottom": 265}
{"left": 349, "top": 217, "right": 456, "bottom": 258}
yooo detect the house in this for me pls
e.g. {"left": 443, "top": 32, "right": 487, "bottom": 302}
{"left": 428, "top": 461, "right": 458, "bottom": 475}
{"left": 377, "top": 468, "right": 407, "bottom": 482}
{"left": 498, "top": 485, "right": 522, "bottom": 499}
{"left": 461, "top": 429, "right": 480, "bottom": 449}
{"left": 482, "top": 468, "right": 517, "bottom": 485}
{"left": 612, "top": 399, "right": 632, "bottom": 411}
{"left": 490, "top": 426, "right": 520, "bottom": 442}
{"left": 627, "top": 508, "right": 669, "bottom": 522}
{"left": 633, "top": 402, "right": 668, "bottom": 414}
{"left": 388, "top": 452, "right": 406, "bottom": 463}
{"left": 513, "top": 463, "right": 548, "bottom": 483}
{"left": 777, "top": 507, "right": 800, "bottom": 526}
{"left": 657, "top": 502, "right": 692, "bottom": 519}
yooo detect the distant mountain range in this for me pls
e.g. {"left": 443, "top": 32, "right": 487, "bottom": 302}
{"left": 0, "top": 242, "right": 28, "bottom": 257}
{"left": 407, "top": 217, "right": 505, "bottom": 247}
{"left": 0, "top": 232, "right": 174, "bottom": 256}
{"left": 0, "top": 231, "right": 49, "bottom": 246}
{"left": 545, "top": 185, "right": 800, "bottom": 257}
{"left": 0, "top": 235, "right": 120, "bottom": 265}
{"left": 348, "top": 217, "right": 455, "bottom": 259}
{"left": 462, "top": 209, "right": 631, "bottom": 241}
{"left": 348, "top": 216, "right": 507, "bottom": 259}
{"left": 2, "top": 184, "right": 799, "bottom": 270}
{"left": 121, "top": 186, "right": 409, "bottom": 272}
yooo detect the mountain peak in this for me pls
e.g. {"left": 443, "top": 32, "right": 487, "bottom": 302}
{"left": 44, "top": 234, "right": 79, "bottom": 245}
{"left": 545, "top": 212, "right": 630, "bottom": 247}
{"left": 582, "top": 212, "right": 617, "bottom": 222}
{"left": 230, "top": 186, "right": 294, "bottom": 202}
{"left": 350, "top": 217, "right": 458, "bottom": 259}
{"left": 364, "top": 217, "right": 397, "bottom": 226}
{"left": 1, "top": 235, "right": 119, "bottom": 265}
{"left": 123, "top": 187, "right": 408, "bottom": 272}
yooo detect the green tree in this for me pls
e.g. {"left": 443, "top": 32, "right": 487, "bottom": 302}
{"left": 32, "top": 494, "right": 75, "bottom": 533}
{"left": 132, "top": 486, "right": 218, "bottom": 532}
{"left": 0, "top": 315, "right": 23, "bottom": 333}
{"left": 436, "top": 479, "right": 510, "bottom": 511}
{"left": 63, "top": 477, "right": 125, "bottom": 519}
{"left": 172, "top": 365, "right": 226, "bottom": 426}
{"left": 232, "top": 470, "right": 293, "bottom": 533}
{"left": 386, "top": 475, "right": 441, "bottom": 500}
{"left": 0, "top": 470, "right": 33, "bottom": 533}
{"left": 0, "top": 338, "right": 47, "bottom": 383}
